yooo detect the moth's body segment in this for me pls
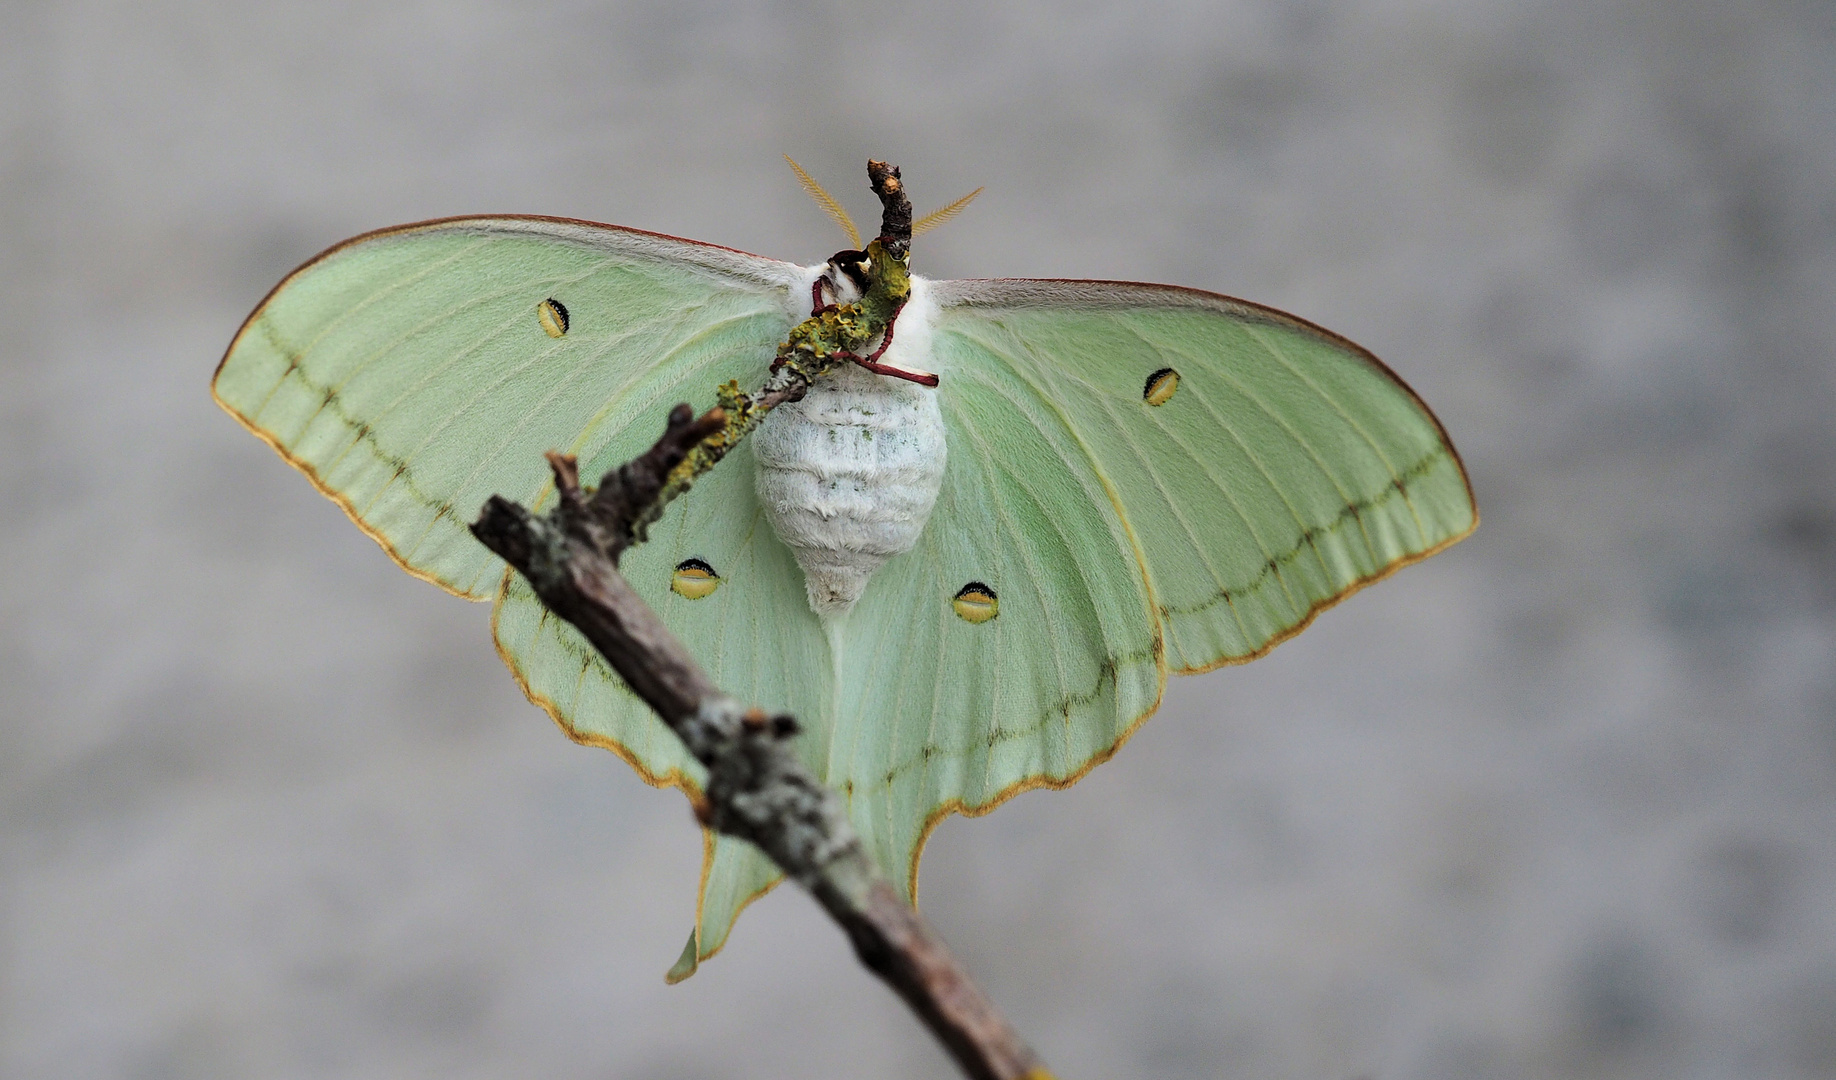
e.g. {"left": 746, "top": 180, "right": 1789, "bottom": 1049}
{"left": 753, "top": 276, "right": 946, "bottom": 614}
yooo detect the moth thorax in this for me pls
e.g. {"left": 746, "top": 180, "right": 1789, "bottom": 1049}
{"left": 753, "top": 363, "right": 946, "bottom": 615}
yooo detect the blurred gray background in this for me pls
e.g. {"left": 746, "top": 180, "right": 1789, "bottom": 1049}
{"left": 4, "top": 0, "right": 1834, "bottom": 1077}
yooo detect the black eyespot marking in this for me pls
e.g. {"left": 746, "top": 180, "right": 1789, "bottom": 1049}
{"left": 952, "top": 581, "right": 998, "bottom": 623}
{"left": 538, "top": 297, "right": 570, "bottom": 338}
{"left": 1144, "top": 367, "right": 1179, "bottom": 406}
{"left": 672, "top": 557, "right": 720, "bottom": 599}
{"left": 828, "top": 248, "right": 871, "bottom": 292}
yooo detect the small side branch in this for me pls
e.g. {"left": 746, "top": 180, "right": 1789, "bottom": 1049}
{"left": 471, "top": 404, "right": 1052, "bottom": 1080}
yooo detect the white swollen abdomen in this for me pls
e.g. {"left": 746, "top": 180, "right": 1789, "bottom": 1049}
{"left": 753, "top": 362, "right": 946, "bottom": 615}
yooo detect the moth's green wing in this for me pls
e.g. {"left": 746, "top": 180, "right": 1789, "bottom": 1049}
{"left": 823, "top": 279, "right": 1477, "bottom": 901}
{"left": 213, "top": 215, "right": 802, "bottom": 598}
{"left": 492, "top": 394, "right": 831, "bottom": 979}
{"left": 929, "top": 280, "right": 1478, "bottom": 672}
{"left": 827, "top": 361, "right": 1167, "bottom": 900}
{"left": 215, "top": 215, "right": 818, "bottom": 976}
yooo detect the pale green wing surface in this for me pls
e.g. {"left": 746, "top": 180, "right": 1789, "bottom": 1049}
{"left": 826, "top": 359, "right": 1168, "bottom": 900}
{"left": 492, "top": 375, "right": 831, "bottom": 977}
{"left": 212, "top": 215, "right": 802, "bottom": 598}
{"left": 929, "top": 279, "right": 1478, "bottom": 673}
{"left": 796, "top": 277, "right": 1476, "bottom": 908}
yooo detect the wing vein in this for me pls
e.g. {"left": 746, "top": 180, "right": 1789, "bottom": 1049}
{"left": 1243, "top": 324, "right": 1431, "bottom": 545}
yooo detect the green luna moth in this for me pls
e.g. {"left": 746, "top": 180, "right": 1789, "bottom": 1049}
{"left": 213, "top": 163, "right": 1475, "bottom": 981}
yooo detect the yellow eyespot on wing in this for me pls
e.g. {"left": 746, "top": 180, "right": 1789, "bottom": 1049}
{"left": 1143, "top": 367, "right": 1179, "bottom": 406}
{"left": 671, "top": 558, "right": 721, "bottom": 599}
{"left": 537, "top": 297, "right": 570, "bottom": 338}
{"left": 951, "top": 582, "right": 998, "bottom": 624}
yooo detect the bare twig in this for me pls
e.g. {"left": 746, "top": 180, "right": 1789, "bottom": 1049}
{"left": 868, "top": 158, "right": 913, "bottom": 248}
{"left": 470, "top": 198, "right": 1053, "bottom": 1075}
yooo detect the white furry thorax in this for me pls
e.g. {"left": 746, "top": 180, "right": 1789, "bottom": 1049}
{"left": 754, "top": 276, "right": 945, "bottom": 616}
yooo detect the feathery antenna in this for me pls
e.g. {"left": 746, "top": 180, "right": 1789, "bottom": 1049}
{"left": 912, "top": 187, "right": 984, "bottom": 236}
{"left": 784, "top": 155, "right": 862, "bottom": 249}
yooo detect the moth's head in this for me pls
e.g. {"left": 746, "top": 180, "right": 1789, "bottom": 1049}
{"left": 823, "top": 248, "right": 872, "bottom": 304}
